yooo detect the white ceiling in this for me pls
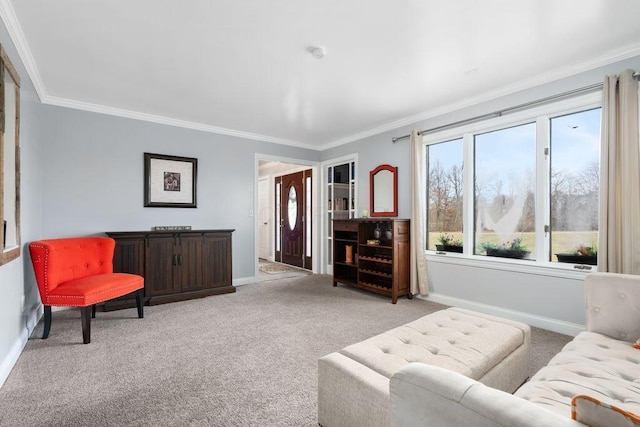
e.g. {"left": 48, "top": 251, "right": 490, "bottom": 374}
{"left": 3, "top": 0, "right": 640, "bottom": 150}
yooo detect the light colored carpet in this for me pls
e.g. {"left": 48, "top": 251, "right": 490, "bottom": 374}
{"left": 0, "top": 274, "right": 571, "bottom": 426}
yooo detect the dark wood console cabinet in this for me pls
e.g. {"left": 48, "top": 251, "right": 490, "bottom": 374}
{"left": 103, "top": 229, "right": 235, "bottom": 310}
{"left": 333, "top": 219, "right": 411, "bottom": 304}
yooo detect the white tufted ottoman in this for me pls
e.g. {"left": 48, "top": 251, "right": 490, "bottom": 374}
{"left": 318, "top": 307, "right": 531, "bottom": 427}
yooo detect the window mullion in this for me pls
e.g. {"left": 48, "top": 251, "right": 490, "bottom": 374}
{"left": 535, "top": 116, "right": 550, "bottom": 263}
{"left": 462, "top": 133, "right": 475, "bottom": 254}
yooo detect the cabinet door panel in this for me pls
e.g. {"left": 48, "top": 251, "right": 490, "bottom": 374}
{"left": 145, "top": 236, "right": 179, "bottom": 296}
{"left": 178, "top": 235, "right": 205, "bottom": 292}
{"left": 203, "top": 234, "right": 232, "bottom": 287}
{"left": 112, "top": 238, "right": 145, "bottom": 276}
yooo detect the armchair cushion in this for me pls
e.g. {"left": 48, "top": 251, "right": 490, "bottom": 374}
{"left": 46, "top": 272, "right": 144, "bottom": 307}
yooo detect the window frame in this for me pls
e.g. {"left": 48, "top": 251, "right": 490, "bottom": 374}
{"left": 423, "top": 92, "right": 602, "bottom": 278}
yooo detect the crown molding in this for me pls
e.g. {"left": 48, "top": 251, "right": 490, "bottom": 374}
{"left": 318, "top": 41, "right": 640, "bottom": 150}
{"left": 44, "top": 95, "right": 321, "bottom": 150}
{"left": 3, "top": 0, "right": 640, "bottom": 153}
{"left": 0, "top": 0, "right": 321, "bottom": 151}
{"left": 0, "top": 0, "right": 47, "bottom": 101}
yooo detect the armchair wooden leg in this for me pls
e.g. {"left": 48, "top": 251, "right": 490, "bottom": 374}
{"left": 91, "top": 304, "right": 96, "bottom": 318}
{"left": 80, "top": 306, "right": 92, "bottom": 344}
{"left": 42, "top": 306, "right": 52, "bottom": 339}
{"left": 135, "top": 289, "right": 144, "bottom": 319}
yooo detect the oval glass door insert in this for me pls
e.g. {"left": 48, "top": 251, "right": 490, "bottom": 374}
{"left": 287, "top": 186, "right": 297, "bottom": 231}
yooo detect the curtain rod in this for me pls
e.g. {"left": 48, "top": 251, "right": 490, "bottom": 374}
{"left": 392, "top": 71, "right": 640, "bottom": 143}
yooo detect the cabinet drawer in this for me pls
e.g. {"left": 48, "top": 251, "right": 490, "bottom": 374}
{"left": 334, "top": 220, "right": 358, "bottom": 232}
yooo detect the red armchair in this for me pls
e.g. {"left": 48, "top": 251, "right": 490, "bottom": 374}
{"left": 29, "top": 237, "right": 144, "bottom": 344}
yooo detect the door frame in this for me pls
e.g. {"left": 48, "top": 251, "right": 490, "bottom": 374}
{"left": 257, "top": 176, "right": 271, "bottom": 261}
{"left": 254, "top": 153, "right": 319, "bottom": 279}
{"left": 321, "top": 153, "right": 358, "bottom": 275}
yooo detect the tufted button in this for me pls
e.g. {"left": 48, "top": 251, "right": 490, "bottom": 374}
{"left": 620, "top": 333, "right": 627, "bottom": 339}
{"left": 381, "top": 348, "right": 389, "bottom": 354}
{"left": 84, "top": 263, "right": 90, "bottom": 268}
{"left": 593, "top": 307, "right": 601, "bottom": 312}
{"left": 98, "top": 261, "right": 103, "bottom": 266}
{"left": 620, "top": 293, "right": 626, "bottom": 299}
{"left": 448, "top": 340, "right": 456, "bottom": 344}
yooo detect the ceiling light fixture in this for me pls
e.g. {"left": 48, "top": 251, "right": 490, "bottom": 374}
{"left": 310, "top": 46, "right": 325, "bottom": 59}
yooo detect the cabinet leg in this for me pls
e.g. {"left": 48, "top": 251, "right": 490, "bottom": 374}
{"left": 333, "top": 281, "right": 337, "bottom": 287}
{"left": 408, "top": 293, "right": 414, "bottom": 300}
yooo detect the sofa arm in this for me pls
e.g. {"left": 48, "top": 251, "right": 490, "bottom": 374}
{"left": 390, "top": 363, "right": 580, "bottom": 427}
{"left": 585, "top": 272, "right": 640, "bottom": 342}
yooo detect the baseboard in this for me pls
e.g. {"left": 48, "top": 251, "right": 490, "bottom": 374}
{"left": 422, "top": 293, "right": 585, "bottom": 337}
{"left": 0, "top": 304, "right": 43, "bottom": 388}
{"left": 233, "top": 276, "right": 256, "bottom": 287}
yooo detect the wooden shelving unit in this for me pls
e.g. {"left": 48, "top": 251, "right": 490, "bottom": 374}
{"left": 332, "top": 218, "right": 411, "bottom": 304}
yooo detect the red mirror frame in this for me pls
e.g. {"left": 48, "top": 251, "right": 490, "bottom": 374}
{"left": 369, "top": 164, "right": 398, "bottom": 217}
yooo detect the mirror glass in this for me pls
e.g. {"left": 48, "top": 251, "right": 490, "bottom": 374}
{"left": 0, "top": 45, "right": 20, "bottom": 265}
{"left": 373, "top": 171, "right": 393, "bottom": 212}
{"left": 370, "top": 164, "right": 397, "bottom": 217}
{"left": 287, "top": 186, "right": 297, "bottom": 230}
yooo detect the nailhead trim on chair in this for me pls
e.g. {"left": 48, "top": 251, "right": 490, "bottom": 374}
{"left": 47, "top": 277, "right": 144, "bottom": 306}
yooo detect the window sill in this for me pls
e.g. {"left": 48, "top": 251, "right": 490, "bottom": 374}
{"left": 425, "top": 251, "right": 593, "bottom": 280}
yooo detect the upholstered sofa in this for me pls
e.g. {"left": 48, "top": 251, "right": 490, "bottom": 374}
{"left": 390, "top": 272, "right": 640, "bottom": 427}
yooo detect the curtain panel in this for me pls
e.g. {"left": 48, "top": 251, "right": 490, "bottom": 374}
{"left": 599, "top": 69, "right": 640, "bottom": 274}
{"left": 410, "top": 130, "right": 429, "bottom": 295}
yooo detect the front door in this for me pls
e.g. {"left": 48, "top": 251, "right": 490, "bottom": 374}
{"left": 275, "top": 170, "right": 312, "bottom": 269}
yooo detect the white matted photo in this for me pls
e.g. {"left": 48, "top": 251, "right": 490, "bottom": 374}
{"left": 144, "top": 153, "right": 197, "bottom": 208}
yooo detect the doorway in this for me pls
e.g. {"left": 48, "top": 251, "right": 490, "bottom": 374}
{"left": 256, "top": 158, "right": 317, "bottom": 279}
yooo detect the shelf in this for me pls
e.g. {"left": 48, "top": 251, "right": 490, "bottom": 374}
{"left": 335, "top": 276, "right": 357, "bottom": 286}
{"left": 359, "top": 281, "right": 392, "bottom": 291}
{"left": 359, "top": 269, "right": 392, "bottom": 278}
{"left": 358, "top": 255, "right": 392, "bottom": 264}
{"left": 359, "top": 243, "right": 392, "bottom": 249}
{"left": 335, "top": 261, "right": 358, "bottom": 268}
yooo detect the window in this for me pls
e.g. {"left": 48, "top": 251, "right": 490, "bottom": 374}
{"left": 427, "top": 138, "right": 463, "bottom": 251}
{"left": 550, "top": 108, "right": 601, "bottom": 264}
{"left": 425, "top": 93, "right": 601, "bottom": 269}
{"left": 0, "top": 45, "right": 21, "bottom": 266}
{"left": 474, "top": 123, "right": 536, "bottom": 260}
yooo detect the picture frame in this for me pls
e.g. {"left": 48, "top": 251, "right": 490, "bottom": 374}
{"left": 144, "top": 152, "right": 197, "bottom": 208}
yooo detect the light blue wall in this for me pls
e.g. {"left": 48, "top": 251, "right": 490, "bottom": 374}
{"left": 322, "top": 55, "right": 640, "bottom": 333}
{"left": 0, "top": 22, "right": 44, "bottom": 385}
{"left": 37, "top": 105, "right": 320, "bottom": 280}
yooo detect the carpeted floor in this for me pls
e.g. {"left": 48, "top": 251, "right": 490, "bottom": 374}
{"left": 0, "top": 274, "right": 572, "bottom": 426}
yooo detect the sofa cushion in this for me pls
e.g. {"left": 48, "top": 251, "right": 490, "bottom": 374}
{"left": 339, "top": 308, "right": 527, "bottom": 380}
{"left": 515, "top": 331, "right": 640, "bottom": 417}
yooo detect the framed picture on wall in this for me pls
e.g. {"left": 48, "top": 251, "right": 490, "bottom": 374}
{"left": 144, "top": 152, "right": 198, "bottom": 208}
